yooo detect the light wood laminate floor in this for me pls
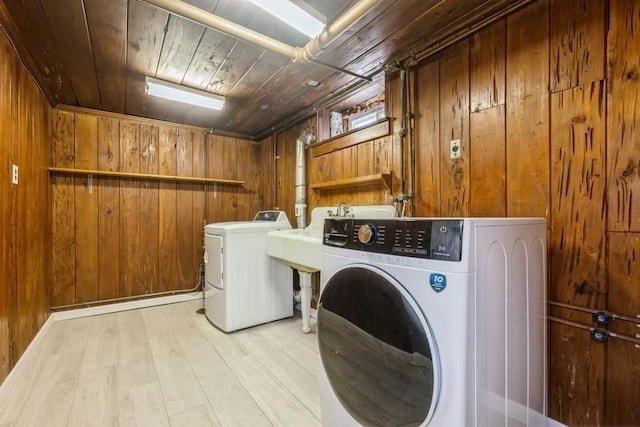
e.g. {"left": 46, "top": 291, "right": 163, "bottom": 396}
{"left": 0, "top": 300, "right": 321, "bottom": 427}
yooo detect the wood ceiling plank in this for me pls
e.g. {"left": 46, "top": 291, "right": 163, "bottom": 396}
{"left": 84, "top": 0, "right": 128, "bottom": 113}
{"left": 4, "top": 0, "right": 534, "bottom": 136}
{"left": 221, "top": 61, "right": 340, "bottom": 134}
{"left": 0, "top": 0, "right": 75, "bottom": 105}
{"left": 181, "top": 28, "right": 237, "bottom": 90}
{"left": 125, "top": 0, "right": 169, "bottom": 118}
{"left": 147, "top": 0, "right": 229, "bottom": 123}
{"left": 155, "top": 0, "right": 218, "bottom": 83}
{"left": 40, "top": 0, "right": 101, "bottom": 108}
{"left": 227, "top": 51, "right": 290, "bottom": 98}
{"left": 157, "top": 17, "right": 205, "bottom": 82}
{"left": 126, "top": 0, "right": 167, "bottom": 75}
{"left": 205, "top": 39, "right": 263, "bottom": 95}
{"left": 181, "top": 0, "right": 251, "bottom": 90}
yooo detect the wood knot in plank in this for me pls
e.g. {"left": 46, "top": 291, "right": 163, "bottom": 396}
{"left": 574, "top": 280, "right": 598, "bottom": 295}
{"left": 627, "top": 70, "right": 637, "bottom": 80}
{"left": 571, "top": 115, "right": 587, "bottom": 124}
{"left": 621, "top": 162, "right": 636, "bottom": 178}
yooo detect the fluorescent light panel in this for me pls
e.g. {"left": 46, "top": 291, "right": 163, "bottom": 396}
{"left": 145, "top": 77, "right": 225, "bottom": 110}
{"left": 249, "top": 0, "right": 325, "bottom": 38}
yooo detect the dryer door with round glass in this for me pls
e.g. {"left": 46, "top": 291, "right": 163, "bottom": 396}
{"left": 317, "top": 264, "right": 440, "bottom": 427}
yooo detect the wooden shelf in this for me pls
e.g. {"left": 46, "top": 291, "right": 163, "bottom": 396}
{"left": 48, "top": 167, "right": 244, "bottom": 185}
{"left": 309, "top": 173, "right": 392, "bottom": 191}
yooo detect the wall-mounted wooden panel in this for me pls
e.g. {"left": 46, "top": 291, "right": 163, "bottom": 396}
{"left": 470, "top": 20, "right": 505, "bottom": 112}
{"left": 550, "top": 81, "right": 607, "bottom": 307}
{"left": 414, "top": 59, "right": 440, "bottom": 217}
{"left": 550, "top": 0, "right": 605, "bottom": 93}
{"left": 607, "top": 232, "right": 640, "bottom": 425}
{"left": 439, "top": 41, "right": 470, "bottom": 217}
{"left": 293, "top": 2, "right": 635, "bottom": 425}
{"left": 548, "top": 322, "right": 605, "bottom": 426}
{"left": 51, "top": 111, "right": 76, "bottom": 306}
{"left": 206, "top": 134, "right": 238, "bottom": 223}
{"left": 505, "top": 0, "right": 550, "bottom": 218}
{"left": 159, "top": 126, "right": 178, "bottom": 293}
{"left": 607, "top": 0, "right": 640, "bottom": 232}
{"left": 470, "top": 105, "right": 506, "bottom": 216}
{"left": 50, "top": 107, "right": 263, "bottom": 307}
{"left": 0, "top": 28, "right": 51, "bottom": 384}
{"left": 140, "top": 124, "right": 160, "bottom": 295}
{"left": 548, "top": 80, "right": 607, "bottom": 424}
{"left": 0, "top": 29, "right": 13, "bottom": 382}
{"left": 97, "top": 117, "right": 121, "bottom": 300}
{"left": 606, "top": 338, "right": 640, "bottom": 426}
{"left": 74, "top": 114, "right": 99, "bottom": 303}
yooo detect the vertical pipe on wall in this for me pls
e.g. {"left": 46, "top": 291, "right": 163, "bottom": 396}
{"left": 295, "top": 128, "right": 314, "bottom": 228}
{"left": 407, "top": 67, "right": 416, "bottom": 216}
{"left": 399, "top": 66, "right": 407, "bottom": 197}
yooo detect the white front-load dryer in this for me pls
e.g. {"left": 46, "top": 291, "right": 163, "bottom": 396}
{"left": 318, "top": 217, "right": 547, "bottom": 427}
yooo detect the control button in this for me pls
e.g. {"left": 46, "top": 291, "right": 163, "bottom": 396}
{"left": 357, "top": 223, "right": 378, "bottom": 245}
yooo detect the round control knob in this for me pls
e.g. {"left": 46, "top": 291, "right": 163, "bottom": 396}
{"left": 357, "top": 223, "right": 377, "bottom": 245}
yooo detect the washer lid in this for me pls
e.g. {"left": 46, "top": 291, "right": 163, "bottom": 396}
{"left": 318, "top": 264, "right": 440, "bottom": 426}
{"left": 204, "top": 221, "right": 290, "bottom": 233}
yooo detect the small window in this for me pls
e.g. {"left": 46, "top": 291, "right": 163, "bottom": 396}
{"left": 322, "top": 92, "right": 386, "bottom": 140}
{"left": 347, "top": 106, "right": 385, "bottom": 130}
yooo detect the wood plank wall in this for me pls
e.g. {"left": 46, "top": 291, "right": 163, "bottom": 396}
{"left": 0, "top": 28, "right": 51, "bottom": 385}
{"left": 413, "top": 0, "right": 635, "bottom": 425}
{"left": 50, "top": 107, "right": 268, "bottom": 308}
{"left": 273, "top": 0, "right": 639, "bottom": 425}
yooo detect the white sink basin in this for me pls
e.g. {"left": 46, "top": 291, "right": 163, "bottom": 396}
{"left": 266, "top": 205, "right": 397, "bottom": 272}
{"left": 266, "top": 228, "right": 322, "bottom": 272}
{"left": 267, "top": 205, "right": 397, "bottom": 333}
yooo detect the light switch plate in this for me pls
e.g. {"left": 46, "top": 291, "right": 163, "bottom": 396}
{"left": 11, "top": 164, "right": 18, "bottom": 184}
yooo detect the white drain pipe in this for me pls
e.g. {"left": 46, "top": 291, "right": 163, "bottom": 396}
{"left": 295, "top": 128, "right": 314, "bottom": 229}
{"left": 140, "top": 0, "right": 383, "bottom": 62}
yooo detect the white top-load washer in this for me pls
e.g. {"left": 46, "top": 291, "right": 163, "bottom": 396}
{"left": 204, "top": 210, "right": 293, "bottom": 332}
{"left": 318, "top": 217, "right": 547, "bottom": 426}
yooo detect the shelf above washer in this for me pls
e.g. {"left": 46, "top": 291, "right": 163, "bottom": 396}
{"left": 309, "top": 173, "right": 392, "bottom": 191}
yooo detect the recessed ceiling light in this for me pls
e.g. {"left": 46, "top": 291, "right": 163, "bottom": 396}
{"left": 305, "top": 79, "right": 321, "bottom": 87}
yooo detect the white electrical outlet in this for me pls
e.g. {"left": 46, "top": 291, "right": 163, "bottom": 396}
{"left": 11, "top": 164, "right": 18, "bottom": 185}
{"left": 450, "top": 139, "right": 461, "bottom": 159}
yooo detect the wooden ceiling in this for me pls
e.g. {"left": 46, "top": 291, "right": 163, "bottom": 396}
{"left": 0, "top": 0, "right": 530, "bottom": 138}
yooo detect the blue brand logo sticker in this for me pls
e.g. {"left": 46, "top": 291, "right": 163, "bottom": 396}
{"left": 430, "top": 273, "right": 447, "bottom": 292}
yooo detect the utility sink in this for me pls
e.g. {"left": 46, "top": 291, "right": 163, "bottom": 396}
{"left": 266, "top": 204, "right": 397, "bottom": 271}
{"left": 266, "top": 204, "right": 397, "bottom": 333}
{"left": 266, "top": 228, "right": 322, "bottom": 271}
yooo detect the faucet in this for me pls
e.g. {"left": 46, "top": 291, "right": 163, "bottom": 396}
{"left": 336, "top": 203, "right": 350, "bottom": 218}
{"left": 327, "top": 203, "right": 352, "bottom": 218}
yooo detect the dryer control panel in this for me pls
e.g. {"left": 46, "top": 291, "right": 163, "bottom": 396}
{"left": 323, "top": 218, "right": 463, "bottom": 261}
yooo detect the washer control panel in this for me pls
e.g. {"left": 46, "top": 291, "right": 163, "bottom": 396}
{"left": 324, "top": 218, "right": 463, "bottom": 261}
{"left": 253, "top": 210, "right": 289, "bottom": 223}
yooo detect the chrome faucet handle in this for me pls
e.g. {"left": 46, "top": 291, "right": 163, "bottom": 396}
{"left": 336, "top": 203, "right": 350, "bottom": 217}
